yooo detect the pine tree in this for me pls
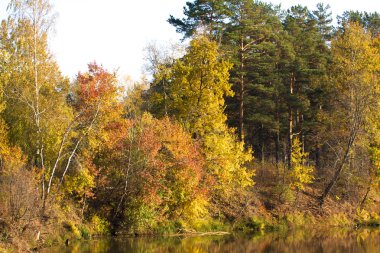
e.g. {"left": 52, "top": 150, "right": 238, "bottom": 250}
{"left": 223, "top": 1, "right": 292, "bottom": 165}
{"left": 312, "top": 3, "right": 333, "bottom": 41}
{"left": 283, "top": 5, "right": 330, "bottom": 169}
{"left": 338, "top": 11, "right": 380, "bottom": 37}
{"left": 168, "top": 0, "right": 231, "bottom": 41}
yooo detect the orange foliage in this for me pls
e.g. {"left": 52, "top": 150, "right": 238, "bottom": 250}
{"left": 76, "top": 62, "right": 118, "bottom": 107}
{"left": 93, "top": 113, "right": 210, "bottom": 220}
{"left": 138, "top": 115, "right": 209, "bottom": 209}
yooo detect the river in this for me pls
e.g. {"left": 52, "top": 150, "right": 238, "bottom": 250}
{"left": 42, "top": 228, "right": 380, "bottom": 252}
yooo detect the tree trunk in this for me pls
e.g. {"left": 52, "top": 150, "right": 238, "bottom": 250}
{"left": 275, "top": 95, "right": 280, "bottom": 170}
{"left": 315, "top": 146, "right": 321, "bottom": 170}
{"left": 238, "top": 37, "right": 245, "bottom": 141}
{"left": 261, "top": 140, "right": 265, "bottom": 166}
{"left": 360, "top": 184, "right": 371, "bottom": 210}
{"left": 163, "top": 78, "right": 168, "bottom": 116}
{"left": 288, "top": 73, "right": 295, "bottom": 170}
{"left": 320, "top": 127, "right": 358, "bottom": 205}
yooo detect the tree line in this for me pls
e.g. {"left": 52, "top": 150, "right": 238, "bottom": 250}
{"left": 0, "top": 0, "right": 379, "bottom": 247}
{"left": 166, "top": 0, "right": 380, "bottom": 205}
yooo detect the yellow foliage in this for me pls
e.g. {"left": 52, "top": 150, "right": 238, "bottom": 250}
{"left": 162, "top": 36, "right": 254, "bottom": 197}
{"left": 356, "top": 208, "right": 380, "bottom": 226}
{"left": 328, "top": 213, "right": 352, "bottom": 227}
{"left": 203, "top": 128, "right": 254, "bottom": 193}
{"left": 142, "top": 37, "right": 254, "bottom": 222}
{"left": 64, "top": 168, "right": 95, "bottom": 198}
{"left": 290, "top": 137, "right": 314, "bottom": 191}
{"left": 90, "top": 215, "right": 110, "bottom": 235}
{"left": 369, "top": 147, "right": 380, "bottom": 186}
{"left": 66, "top": 221, "right": 81, "bottom": 239}
{"left": 181, "top": 196, "right": 210, "bottom": 228}
{"left": 357, "top": 208, "right": 371, "bottom": 222}
{"left": 0, "top": 144, "right": 26, "bottom": 173}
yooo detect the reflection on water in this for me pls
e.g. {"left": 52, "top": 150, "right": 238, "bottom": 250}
{"left": 43, "top": 228, "right": 380, "bottom": 253}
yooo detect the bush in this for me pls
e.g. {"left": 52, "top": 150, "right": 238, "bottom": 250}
{"left": 0, "top": 147, "right": 40, "bottom": 238}
{"left": 90, "top": 215, "right": 110, "bottom": 235}
{"left": 328, "top": 213, "right": 352, "bottom": 227}
{"left": 79, "top": 225, "right": 91, "bottom": 239}
{"left": 356, "top": 209, "right": 380, "bottom": 227}
{"left": 274, "top": 184, "right": 296, "bottom": 204}
{"left": 289, "top": 138, "right": 314, "bottom": 191}
{"left": 124, "top": 202, "right": 157, "bottom": 233}
{"left": 284, "top": 212, "right": 315, "bottom": 227}
{"left": 0, "top": 220, "right": 9, "bottom": 242}
{"left": 234, "top": 216, "right": 273, "bottom": 233}
{"left": 0, "top": 244, "right": 9, "bottom": 253}
{"left": 64, "top": 221, "right": 81, "bottom": 238}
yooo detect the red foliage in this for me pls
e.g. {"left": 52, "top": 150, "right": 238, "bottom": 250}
{"left": 76, "top": 62, "right": 118, "bottom": 111}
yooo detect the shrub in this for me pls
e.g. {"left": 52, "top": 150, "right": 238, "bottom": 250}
{"left": 90, "top": 215, "right": 110, "bottom": 235}
{"left": 79, "top": 225, "right": 91, "bottom": 239}
{"left": 234, "top": 216, "right": 273, "bottom": 233}
{"left": 290, "top": 138, "right": 314, "bottom": 191}
{"left": 65, "top": 221, "right": 81, "bottom": 238}
{"left": 356, "top": 209, "right": 380, "bottom": 226}
{"left": 328, "top": 213, "right": 352, "bottom": 227}
{"left": 284, "top": 212, "right": 315, "bottom": 227}
{"left": 274, "top": 184, "right": 296, "bottom": 204}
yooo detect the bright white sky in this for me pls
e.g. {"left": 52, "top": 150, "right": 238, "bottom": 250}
{"left": 0, "top": 0, "right": 379, "bottom": 82}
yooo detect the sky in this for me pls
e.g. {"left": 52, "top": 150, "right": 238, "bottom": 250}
{"left": 0, "top": 0, "right": 379, "bottom": 82}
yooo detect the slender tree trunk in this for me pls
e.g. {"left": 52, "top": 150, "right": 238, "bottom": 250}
{"left": 275, "top": 94, "right": 280, "bottom": 170}
{"left": 45, "top": 117, "right": 77, "bottom": 196}
{"left": 239, "top": 76, "right": 244, "bottom": 141}
{"left": 315, "top": 146, "right": 321, "bottom": 170}
{"left": 238, "top": 37, "right": 245, "bottom": 141}
{"left": 261, "top": 141, "right": 265, "bottom": 166}
{"left": 33, "top": 2, "right": 41, "bottom": 162}
{"left": 275, "top": 131, "right": 280, "bottom": 171}
{"left": 360, "top": 184, "right": 371, "bottom": 210}
{"left": 315, "top": 105, "right": 323, "bottom": 170}
{"left": 301, "top": 114, "right": 305, "bottom": 154}
{"left": 288, "top": 73, "right": 295, "bottom": 170}
{"left": 43, "top": 104, "right": 101, "bottom": 210}
{"left": 320, "top": 122, "right": 359, "bottom": 205}
{"left": 163, "top": 77, "right": 168, "bottom": 116}
{"left": 59, "top": 104, "right": 100, "bottom": 188}
{"left": 32, "top": 2, "right": 46, "bottom": 207}
{"left": 115, "top": 127, "right": 135, "bottom": 218}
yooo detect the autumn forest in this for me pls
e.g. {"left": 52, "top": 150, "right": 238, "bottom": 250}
{"left": 0, "top": 0, "right": 380, "bottom": 251}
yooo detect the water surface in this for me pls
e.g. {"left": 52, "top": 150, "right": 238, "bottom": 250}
{"left": 43, "top": 228, "right": 380, "bottom": 253}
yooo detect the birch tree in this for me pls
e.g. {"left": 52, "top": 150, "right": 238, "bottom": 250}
{"left": 320, "top": 22, "right": 380, "bottom": 205}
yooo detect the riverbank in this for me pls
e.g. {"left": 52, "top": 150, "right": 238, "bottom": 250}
{"left": 2, "top": 161, "right": 380, "bottom": 253}
{"left": 37, "top": 227, "right": 380, "bottom": 253}
{"left": 2, "top": 197, "right": 380, "bottom": 253}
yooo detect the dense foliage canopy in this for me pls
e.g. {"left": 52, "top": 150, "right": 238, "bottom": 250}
{"left": 0, "top": 1, "right": 379, "bottom": 250}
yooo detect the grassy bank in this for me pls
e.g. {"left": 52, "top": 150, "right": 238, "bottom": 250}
{"left": 3, "top": 199, "right": 380, "bottom": 252}
{"left": 3, "top": 159, "right": 380, "bottom": 253}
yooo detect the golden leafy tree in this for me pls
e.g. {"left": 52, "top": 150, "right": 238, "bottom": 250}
{"left": 59, "top": 63, "right": 123, "bottom": 207}
{"left": 320, "top": 22, "right": 380, "bottom": 204}
{"left": 148, "top": 36, "right": 254, "bottom": 217}
{"left": 1, "top": 0, "right": 74, "bottom": 210}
